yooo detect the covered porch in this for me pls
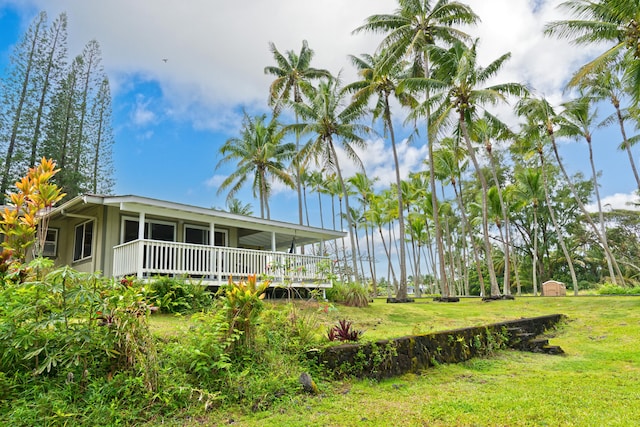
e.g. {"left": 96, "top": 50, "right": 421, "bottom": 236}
{"left": 113, "top": 239, "right": 333, "bottom": 287}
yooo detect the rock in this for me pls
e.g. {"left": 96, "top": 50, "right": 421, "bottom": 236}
{"left": 299, "top": 372, "right": 319, "bottom": 394}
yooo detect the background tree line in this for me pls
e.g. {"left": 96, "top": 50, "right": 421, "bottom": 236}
{"left": 217, "top": 0, "right": 640, "bottom": 300}
{"left": 0, "top": 11, "right": 114, "bottom": 203}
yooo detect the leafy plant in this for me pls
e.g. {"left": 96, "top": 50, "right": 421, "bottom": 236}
{"left": 327, "top": 319, "right": 363, "bottom": 342}
{"left": 0, "top": 158, "right": 65, "bottom": 264}
{"left": 596, "top": 283, "right": 640, "bottom": 295}
{"left": 326, "top": 281, "right": 369, "bottom": 307}
{"left": 221, "top": 275, "right": 270, "bottom": 349}
{"left": 0, "top": 262, "right": 158, "bottom": 392}
{"left": 343, "top": 282, "right": 370, "bottom": 307}
{"left": 148, "top": 276, "right": 212, "bottom": 313}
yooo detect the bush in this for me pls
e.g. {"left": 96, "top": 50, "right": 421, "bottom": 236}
{"left": 148, "top": 276, "right": 213, "bottom": 313}
{"left": 0, "top": 261, "right": 159, "bottom": 425}
{"left": 597, "top": 283, "right": 640, "bottom": 295}
{"left": 327, "top": 319, "right": 363, "bottom": 342}
{"left": 326, "top": 281, "right": 369, "bottom": 307}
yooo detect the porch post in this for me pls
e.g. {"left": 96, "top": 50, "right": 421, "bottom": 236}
{"left": 210, "top": 222, "right": 219, "bottom": 282}
{"left": 271, "top": 232, "right": 283, "bottom": 283}
{"left": 137, "top": 212, "right": 145, "bottom": 279}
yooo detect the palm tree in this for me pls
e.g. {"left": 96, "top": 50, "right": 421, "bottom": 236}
{"left": 226, "top": 198, "right": 253, "bottom": 216}
{"left": 355, "top": 0, "right": 479, "bottom": 298}
{"left": 348, "top": 172, "right": 379, "bottom": 293}
{"left": 513, "top": 168, "right": 544, "bottom": 295}
{"left": 545, "top": 0, "right": 640, "bottom": 103}
{"left": 307, "top": 170, "right": 327, "bottom": 229}
{"left": 368, "top": 190, "right": 398, "bottom": 289}
{"left": 430, "top": 39, "right": 528, "bottom": 297}
{"left": 292, "top": 77, "right": 371, "bottom": 282}
{"left": 433, "top": 139, "right": 487, "bottom": 296}
{"left": 558, "top": 94, "right": 623, "bottom": 284}
{"left": 264, "top": 40, "right": 331, "bottom": 227}
{"left": 322, "top": 173, "right": 345, "bottom": 267}
{"left": 346, "top": 51, "right": 417, "bottom": 300}
{"left": 215, "top": 113, "right": 295, "bottom": 219}
{"left": 516, "top": 98, "right": 580, "bottom": 294}
{"left": 519, "top": 95, "right": 624, "bottom": 293}
{"left": 471, "top": 114, "right": 517, "bottom": 295}
{"left": 581, "top": 68, "right": 640, "bottom": 191}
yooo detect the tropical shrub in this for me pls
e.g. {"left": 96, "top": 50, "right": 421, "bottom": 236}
{"left": 148, "top": 276, "right": 213, "bottom": 313}
{"left": 326, "top": 281, "right": 369, "bottom": 307}
{"left": 343, "top": 282, "right": 370, "bottom": 307}
{"left": 220, "top": 275, "right": 269, "bottom": 349}
{"left": 0, "top": 157, "right": 65, "bottom": 263}
{"left": 327, "top": 319, "right": 363, "bottom": 342}
{"left": 0, "top": 261, "right": 157, "bottom": 388}
{"left": 597, "top": 283, "right": 640, "bottom": 295}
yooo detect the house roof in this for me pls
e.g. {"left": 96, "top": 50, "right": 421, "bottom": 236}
{"left": 47, "top": 194, "right": 346, "bottom": 251}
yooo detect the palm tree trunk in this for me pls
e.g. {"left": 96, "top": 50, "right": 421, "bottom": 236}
{"left": 328, "top": 139, "right": 359, "bottom": 281}
{"left": 548, "top": 132, "right": 623, "bottom": 288}
{"left": 384, "top": 96, "right": 408, "bottom": 300}
{"left": 486, "top": 147, "right": 511, "bottom": 294}
{"left": 586, "top": 135, "right": 618, "bottom": 283}
{"left": 540, "top": 152, "right": 579, "bottom": 293}
{"left": 378, "top": 223, "right": 397, "bottom": 286}
{"left": 459, "top": 118, "right": 500, "bottom": 296}
{"left": 453, "top": 180, "right": 486, "bottom": 296}
{"left": 613, "top": 101, "right": 640, "bottom": 191}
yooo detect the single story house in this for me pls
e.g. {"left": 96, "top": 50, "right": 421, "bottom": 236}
{"left": 40, "top": 194, "right": 345, "bottom": 290}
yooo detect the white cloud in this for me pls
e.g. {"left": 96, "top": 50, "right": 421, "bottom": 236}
{"left": 130, "top": 94, "right": 157, "bottom": 127}
{"left": 10, "top": 0, "right": 589, "bottom": 128}
{"left": 586, "top": 193, "right": 640, "bottom": 212}
{"left": 205, "top": 174, "right": 226, "bottom": 189}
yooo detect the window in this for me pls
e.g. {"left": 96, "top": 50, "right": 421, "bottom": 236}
{"left": 184, "top": 225, "right": 227, "bottom": 246}
{"left": 122, "top": 218, "right": 176, "bottom": 243}
{"left": 42, "top": 228, "right": 58, "bottom": 257}
{"left": 73, "top": 221, "right": 94, "bottom": 261}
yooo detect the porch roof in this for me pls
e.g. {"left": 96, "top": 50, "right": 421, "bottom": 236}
{"left": 47, "top": 194, "right": 346, "bottom": 251}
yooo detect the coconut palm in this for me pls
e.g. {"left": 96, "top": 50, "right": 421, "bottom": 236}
{"left": 471, "top": 113, "right": 517, "bottom": 295}
{"left": 433, "top": 138, "right": 487, "bottom": 296}
{"left": 216, "top": 113, "right": 295, "bottom": 219}
{"left": 355, "top": 0, "right": 479, "bottom": 298}
{"left": 581, "top": 68, "right": 640, "bottom": 191}
{"left": 557, "top": 94, "right": 623, "bottom": 284}
{"left": 264, "top": 40, "right": 331, "bottom": 227}
{"left": 225, "top": 198, "right": 253, "bottom": 216}
{"left": 291, "top": 77, "right": 371, "bottom": 282}
{"left": 513, "top": 168, "right": 544, "bottom": 295}
{"left": 518, "top": 94, "right": 624, "bottom": 293}
{"left": 367, "top": 190, "right": 398, "bottom": 289}
{"left": 348, "top": 172, "right": 379, "bottom": 293}
{"left": 430, "top": 39, "right": 528, "bottom": 297}
{"left": 545, "top": 0, "right": 640, "bottom": 103}
{"left": 346, "top": 51, "right": 417, "bottom": 300}
{"left": 307, "top": 170, "right": 327, "bottom": 229}
{"left": 516, "top": 98, "right": 580, "bottom": 294}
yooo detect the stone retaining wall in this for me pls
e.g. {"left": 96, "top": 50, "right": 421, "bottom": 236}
{"left": 310, "top": 314, "right": 565, "bottom": 379}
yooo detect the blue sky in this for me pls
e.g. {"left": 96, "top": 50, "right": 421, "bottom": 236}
{"left": 0, "top": 0, "right": 638, "bottom": 231}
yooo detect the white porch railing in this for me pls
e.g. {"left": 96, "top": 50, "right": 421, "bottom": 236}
{"left": 112, "top": 239, "right": 333, "bottom": 287}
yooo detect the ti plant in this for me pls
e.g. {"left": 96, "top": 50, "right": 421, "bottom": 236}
{"left": 0, "top": 157, "right": 65, "bottom": 265}
{"left": 327, "top": 319, "right": 363, "bottom": 342}
{"left": 222, "top": 275, "right": 270, "bottom": 349}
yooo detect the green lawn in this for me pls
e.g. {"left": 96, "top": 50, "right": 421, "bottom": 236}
{"left": 149, "top": 296, "right": 640, "bottom": 426}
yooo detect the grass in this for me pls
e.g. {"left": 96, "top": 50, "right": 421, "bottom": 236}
{"left": 148, "top": 296, "right": 640, "bottom": 426}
